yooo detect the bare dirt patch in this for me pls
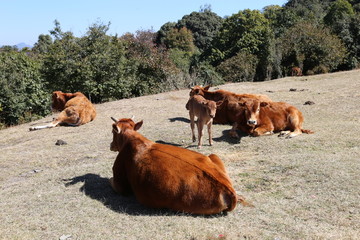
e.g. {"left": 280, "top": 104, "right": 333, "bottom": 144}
{"left": 1, "top": 70, "right": 360, "bottom": 239}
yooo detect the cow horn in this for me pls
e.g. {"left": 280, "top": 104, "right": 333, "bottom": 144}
{"left": 111, "top": 117, "right": 117, "bottom": 123}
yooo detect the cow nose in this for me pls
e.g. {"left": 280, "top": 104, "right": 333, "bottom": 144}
{"left": 248, "top": 120, "right": 257, "bottom": 125}
{"left": 210, "top": 114, "right": 215, "bottom": 118}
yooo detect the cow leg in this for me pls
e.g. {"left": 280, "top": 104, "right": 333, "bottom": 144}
{"left": 111, "top": 158, "right": 132, "bottom": 195}
{"left": 29, "top": 121, "right": 59, "bottom": 131}
{"left": 197, "top": 120, "right": 204, "bottom": 148}
{"left": 229, "top": 122, "right": 239, "bottom": 138}
{"left": 282, "top": 112, "right": 303, "bottom": 138}
{"left": 253, "top": 124, "right": 274, "bottom": 136}
{"left": 207, "top": 121, "right": 213, "bottom": 146}
{"left": 189, "top": 112, "right": 196, "bottom": 142}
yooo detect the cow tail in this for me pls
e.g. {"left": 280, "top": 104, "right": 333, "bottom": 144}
{"left": 301, "top": 129, "right": 314, "bottom": 134}
{"left": 237, "top": 194, "right": 254, "bottom": 208}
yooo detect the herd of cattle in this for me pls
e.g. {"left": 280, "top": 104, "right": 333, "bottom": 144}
{"left": 29, "top": 86, "right": 313, "bottom": 215}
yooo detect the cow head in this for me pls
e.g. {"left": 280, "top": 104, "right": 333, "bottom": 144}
{"left": 240, "top": 100, "right": 268, "bottom": 127}
{"left": 110, "top": 117, "right": 143, "bottom": 152}
{"left": 204, "top": 100, "right": 223, "bottom": 119}
{"left": 51, "top": 91, "right": 67, "bottom": 111}
{"left": 189, "top": 85, "right": 211, "bottom": 97}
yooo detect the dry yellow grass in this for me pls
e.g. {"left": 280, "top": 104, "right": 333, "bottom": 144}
{"left": 1, "top": 70, "right": 360, "bottom": 239}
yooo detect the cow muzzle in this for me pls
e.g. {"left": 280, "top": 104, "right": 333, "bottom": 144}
{"left": 247, "top": 120, "right": 257, "bottom": 126}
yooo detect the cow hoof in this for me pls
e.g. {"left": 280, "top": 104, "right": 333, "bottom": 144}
{"left": 278, "top": 131, "right": 290, "bottom": 137}
{"left": 29, "top": 127, "right": 36, "bottom": 131}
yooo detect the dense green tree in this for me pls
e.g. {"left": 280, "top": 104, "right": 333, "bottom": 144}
{"left": 32, "top": 34, "right": 53, "bottom": 54}
{"left": 0, "top": 50, "right": 50, "bottom": 127}
{"left": 210, "top": 9, "right": 273, "bottom": 81}
{"left": 162, "top": 27, "right": 195, "bottom": 53}
{"left": 42, "top": 21, "right": 131, "bottom": 102}
{"left": 324, "top": 0, "right": 359, "bottom": 68}
{"left": 280, "top": 21, "right": 346, "bottom": 74}
{"left": 216, "top": 51, "right": 259, "bottom": 82}
{"left": 176, "top": 8, "right": 223, "bottom": 52}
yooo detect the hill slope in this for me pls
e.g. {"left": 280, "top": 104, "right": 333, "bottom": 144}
{"left": 1, "top": 70, "right": 359, "bottom": 239}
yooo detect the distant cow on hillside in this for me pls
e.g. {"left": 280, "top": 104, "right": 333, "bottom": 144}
{"left": 238, "top": 99, "right": 313, "bottom": 138}
{"left": 29, "top": 91, "right": 96, "bottom": 131}
{"left": 291, "top": 67, "right": 303, "bottom": 76}
{"left": 109, "top": 117, "right": 252, "bottom": 215}
{"left": 186, "top": 95, "right": 222, "bottom": 148}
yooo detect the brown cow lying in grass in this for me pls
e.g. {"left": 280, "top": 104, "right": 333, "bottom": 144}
{"left": 238, "top": 99, "right": 313, "bottom": 138}
{"left": 29, "top": 91, "right": 96, "bottom": 131}
{"left": 291, "top": 67, "right": 303, "bottom": 76}
{"left": 109, "top": 117, "right": 252, "bottom": 215}
{"left": 189, "top": 85, "right": 272, "bottom": 138}
{"left": 186, "top": 95, "right": 222, "bottom": 148}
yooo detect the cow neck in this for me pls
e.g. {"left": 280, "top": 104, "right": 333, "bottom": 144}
{"left": 203, "top": 90, "right": 224, "bottom": 102}
{"left": 122, "top": 129, "right": 153, "bottom": 155}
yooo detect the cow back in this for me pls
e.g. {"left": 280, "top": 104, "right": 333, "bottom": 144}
{"left": 126, "top": 143, "right": 237, "bottom": 214}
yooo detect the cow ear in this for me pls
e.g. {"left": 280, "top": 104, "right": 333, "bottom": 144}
{"left": 216, "top": 101, "right": 223, "bottom": 107}
{"left": 112, "top": 124, "right": 121, "bottom": 134}
{"left": 204, "top": 85, "right": 210, "bottom": 91}
{"left": 260, "top": 102, "right": 268, "bottom": 107}
{"left": 134, "top": 120, "right": 143, "bottom": 131}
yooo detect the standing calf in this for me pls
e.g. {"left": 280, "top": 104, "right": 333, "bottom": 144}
{"left": 110, "top": 117, "right": 251, "bottom": 215}
{"left": 239, "top": 99, "right": 313, "bottom": 138}
{"left": 29, "top": 91, "right": 96, "bottom": 131}
{"left": 186, "top": 95, "right": 221, "bottom": 148}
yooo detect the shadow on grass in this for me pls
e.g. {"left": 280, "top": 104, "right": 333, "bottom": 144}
{"left": 155, "top": 140, "right": 183, "bottom": 147}
{"left": 168, "top": 117, "right": 190, "bottom": 123}
{"left": 212, "top": 129, "right": 248, "bottom": 145}
{"left": 64, "top": 173, "right": 227, "bottom": 218}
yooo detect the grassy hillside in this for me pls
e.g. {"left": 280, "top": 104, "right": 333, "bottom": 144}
{"left": 1, "top": 70, "right": 359, "bottom": 239}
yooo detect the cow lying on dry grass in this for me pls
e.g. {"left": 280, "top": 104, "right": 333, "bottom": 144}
{"left": 29, "top": 91, "right": 96, "bottom": 131}
{"left": 189, "top": 85, "right": 272, "bottom": 138}
{"left": 291, "top": 67, "right": 303, "bottom": 76}
{"left": 238, "top": 99, "right": 314, "bottom": 138}
{"left": 109, "top": 117, "right": 252, "bottom": 215}
{"left": 186, "top": 95, "right": 222, "bottom": 148}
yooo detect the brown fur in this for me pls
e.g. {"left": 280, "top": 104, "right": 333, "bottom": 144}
{"left": 238, "top": 99, "right": 314, "bottom": 138}
{"left": 185, "top": 95, "right": 222, "bottom": 148}
{"left": 189, "top": 85, "right": 272, "bottom": 137}
{"left": 29, "top": 91, "right": 96, "bottom": 131}
{"left": 109, "top": 118, "right": 251, "bottom": 215}
{"left": 291, "top": 67, "right": 303, "bottom": 76}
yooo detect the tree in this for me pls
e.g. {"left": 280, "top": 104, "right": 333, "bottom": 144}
{"left": 176, "top": 9, "right": 223, "bottom": 52}
{"left": 162, "top": 27, "right": 195, "bottom": 53}
{"left": 32, "top": 34, "right": 53, "bottom": 54}
{"left": 0, "top": 50, "right": 50, "bottom": 127}
{"left": 324, "top": 0, "right": 358, "bottom": 69}
{"left": 280, "top": 21, "right": 346, "bottom": 74}
{"left": 210, "top": 9, "right": 273, "bottom": 81}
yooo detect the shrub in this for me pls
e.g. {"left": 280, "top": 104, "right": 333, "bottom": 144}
{"left": 0, "top": 50, "right": 50, "bottom": 126}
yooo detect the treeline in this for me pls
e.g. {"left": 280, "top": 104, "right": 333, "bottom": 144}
{"left": 1, "top": 0, "right": 360, "bottom": 128}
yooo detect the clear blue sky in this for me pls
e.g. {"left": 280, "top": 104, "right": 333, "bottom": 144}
{"left": 0, "top": 0, "right": 287, "bottom": 46}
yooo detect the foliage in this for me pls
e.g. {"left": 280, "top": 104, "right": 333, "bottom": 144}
{"left": 209, "top": 9, "right": 273, "bottom": 81}
{"left": 176, "top": 9, "right": 223, "bottom": 52}
{"left": 162, "top": 27, "right": 195, "bottom": 53}
{"left": 216, "top": 51, "right": 259, "bottom": 82}
{"left": 3, "top": 0, "right": 360, "bottom": 128}
{"left": 0, "top": 50, "right": 50, "bottom": 127}
{"left": 280, "top": 21, "right": 346, "bottom": 74}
